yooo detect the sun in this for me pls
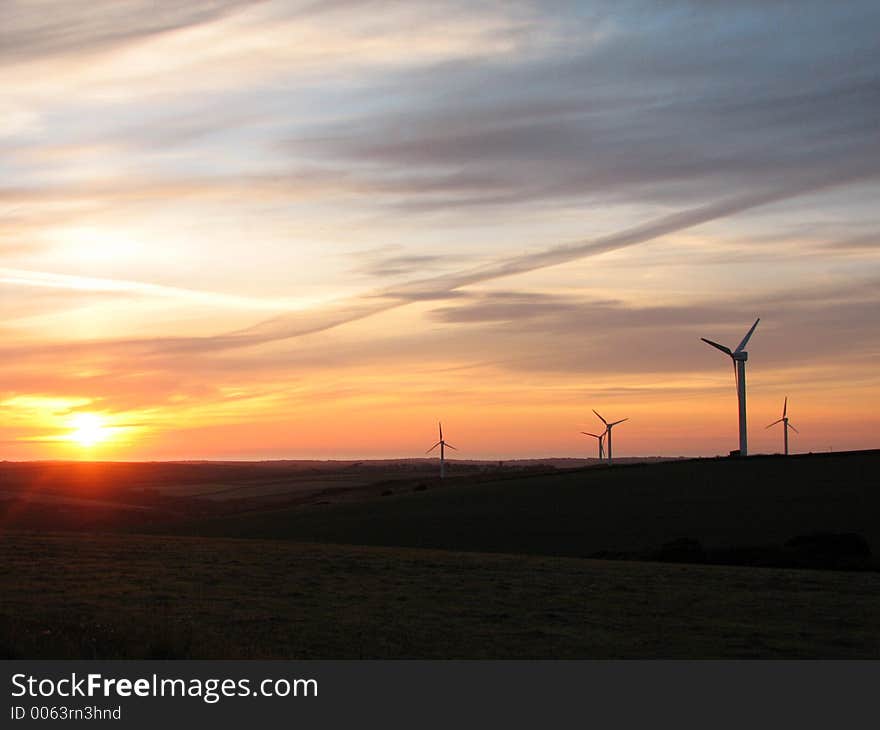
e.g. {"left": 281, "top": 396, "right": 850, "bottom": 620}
{"left": 69, "top": 413, "right": 110, "bottom": 448}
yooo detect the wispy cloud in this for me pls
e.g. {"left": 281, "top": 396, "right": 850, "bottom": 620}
{"left": 2, "top": 164, "right": 873, "bottom": 367}
{"left": 0, "top": 1, "right": 261, "bottom": 63}
{"left": 0, "top": 267, "right": 309, "bottom": 311}
{"left": 156, "top": 163, "right": 877, "bottom": 353}
{"left": 285, "top": 2, "right": 880, "bottom": 211}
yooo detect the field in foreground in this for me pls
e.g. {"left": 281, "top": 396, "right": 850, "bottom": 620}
{"left": 2, "top": 531, "right": 879, "bottom": 659}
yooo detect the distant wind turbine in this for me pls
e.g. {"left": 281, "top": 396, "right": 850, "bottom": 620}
{"left": 701, "top": 318, "right": 759, "bottom": 456}
{"left": 580, "top": 430, "right": 606, "bottom": 460}
{"left": 592, "top": 410, "right": 627, "bottom": 465}
{"left": 766, "top": 397, "right": 798, "bottom": 456}
{"left": 426, "top": 421, "right": 457, "bottom": 479}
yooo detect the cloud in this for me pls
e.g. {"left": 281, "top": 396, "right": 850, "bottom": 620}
{"left": 0, "top": 267, "right": 301, "bottom": 311}
{"left": 0, "top": 161, "right": 872, "bottom": 369}
{"left": 819, "top": 232, "right": 880, "bottom": 252}
{"left": 130, "top": 169, "right": 871, "bottom": 355}
{"left": 283, "top": 1, "right": 880, "bottom": 211}
{"left": 431, "top": 291, "right": 598, "bottom": 323}
{"left": 419, "top": 275, "right": 880, "bottom": 376}
{"left": 0, "top": 1, "right": 260, "bottom": 63}
{"left": 354, "top": 249, "right": 450, "bottom": 278}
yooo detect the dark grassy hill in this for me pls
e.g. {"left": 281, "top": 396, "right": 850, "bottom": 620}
{"left": 166, "top": 450, "right": 880, "bottom": 560}
{"left": 3, "top": 532, "right": 879, "bottom": 658}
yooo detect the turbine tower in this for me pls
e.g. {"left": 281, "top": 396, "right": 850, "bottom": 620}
{"left": 766, "top": 396, "right": 798, "bottom": 456}
{"left": 426, "top": 421, "right": 457, "bottom": 478}
{"left": 592, "top": 410, "right": 627, "bottom": 465}
{"left": 701, "top": 318, "right": 759, "bottom": 456}
{"left": 580, "top": 431, "right": 605, "bottom": 460}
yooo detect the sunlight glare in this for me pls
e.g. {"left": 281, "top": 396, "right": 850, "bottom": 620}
{"left": 69, "top": 413, "right": 109, "bottom": 448}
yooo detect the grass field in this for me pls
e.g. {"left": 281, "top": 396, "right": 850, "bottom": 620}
{"left": 2, "top": 531, "right": 879, "bottom": 659}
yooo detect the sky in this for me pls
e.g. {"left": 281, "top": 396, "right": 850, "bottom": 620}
{"left": 1, "top": 0, "right": 879, "bottom": 460}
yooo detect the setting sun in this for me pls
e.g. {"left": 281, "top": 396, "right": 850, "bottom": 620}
{"left": 69, "top": 413, "right": 109, "bottom": 448}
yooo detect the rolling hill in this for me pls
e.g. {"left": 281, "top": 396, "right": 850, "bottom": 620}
{"left": 165, "top": 450, "right": 880, "bottom": 562}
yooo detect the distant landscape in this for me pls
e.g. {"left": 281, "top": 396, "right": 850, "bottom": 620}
{"left": 0, "top": 455, "right": 675, "bottom": 531}
{"left": 2, "top": 450, "right": 879, "bottom": 658}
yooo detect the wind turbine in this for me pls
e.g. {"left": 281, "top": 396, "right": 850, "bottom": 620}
{"left": 580, "top": 430, "right": 605, "bottom": 460}
{"left": 426, "top": 421, "right": 457, "bottom": 478}
{"left": 701, "top": 318, "right": 759, "bottom": 456}
{"left": 592, "top": 410, "right": 627, "bottom": 465}
{"left": 766, "top": 396, "right": 798, "bottom": 456}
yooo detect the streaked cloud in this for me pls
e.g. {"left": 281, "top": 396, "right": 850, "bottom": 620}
{"left": 0, "top": 1, "right": 259, "bottom": 63}
{"left": 0, "top": 266, "right": 309, "bottom": 310}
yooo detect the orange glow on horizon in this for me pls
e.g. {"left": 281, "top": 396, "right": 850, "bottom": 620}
{"left": 1, "top": 357, "right": 873, "bottom": 462}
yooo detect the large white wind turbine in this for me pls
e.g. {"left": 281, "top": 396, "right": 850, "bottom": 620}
{"left": 701, "top": 318, "right": 759, "bottom": 456}
{"left": 592, "top": 410, "right": 627, "bottom": 465}
{"left": 766, "top": 396, "right": 798, "bottom": 456}
{"left": 580, "top": 430, "right": 606, "bottom": 460}
{"left": 426, "top": 421, "right": 457, "bottom": 479}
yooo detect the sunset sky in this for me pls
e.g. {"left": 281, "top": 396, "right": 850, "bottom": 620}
{"left": 1, "top": 0, "right": 878, "bottom": 460}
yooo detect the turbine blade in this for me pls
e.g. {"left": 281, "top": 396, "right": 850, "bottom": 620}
{"left": 581, "top": 432, "right": 600, "bottom": 438}
{"left": 609, "top": 418, "right": 628, "bottom": 426}
{"left": 426, "top": 442, "right": 441, "bottom": 454}
{"left": 701, "top": 337, "right": 732, "bottom": 356}
{"left": 783, "top": 396, "right": 787, "bottom": 418}
{"left": 788, "top": 422, "right": 799, "bottom": 433}
{"left": 766, "top": 419, "right": 783, "bottom": 428}
{"left": 592, "top": 409, "right": 608, "bottom": 425}
{"left": 439, "top": 421, "right": 443, "bottom": 439}
{"left": 734, "top": 317, "right": 760, "bottom": 353}
{"left": 445, "top": 443, "right": 458, "bottom": 450}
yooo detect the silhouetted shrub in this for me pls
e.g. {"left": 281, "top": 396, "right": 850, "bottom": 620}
{"left": 380, "top": 489, "right": 394, "bottom": 497}
{"left": 589, "top": 550, "right": 636, "bottom": 561}
{"left": 652, "top": 538, "right": 706, "bottom": 564}
{"left": 708, "top": 545, "right": 785, "bottom": 567}
{"left": 785, "top": 532, "right": 871, "bottom": 568}
{"left": 413, "top": 483, "right": 427, "bottom": 492}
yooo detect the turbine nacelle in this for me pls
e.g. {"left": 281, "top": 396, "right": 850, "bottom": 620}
{"left": 700, "top": 346, "right": 749, "bottom": 362}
